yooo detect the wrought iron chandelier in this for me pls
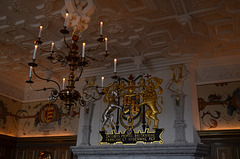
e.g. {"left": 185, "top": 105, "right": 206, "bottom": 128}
{"left": 26, "top": 13, "right": 112, "bottom": 113}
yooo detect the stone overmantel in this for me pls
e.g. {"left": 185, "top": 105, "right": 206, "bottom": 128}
{"left": 71, "top": 143, "right": 210, "bottom": 159}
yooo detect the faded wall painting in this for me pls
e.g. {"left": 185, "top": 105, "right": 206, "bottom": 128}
{"left": 0, "top": 95, "right": 22, "bottom": 136}
{"left": 0, "top": 95, "right": 80, "bottom": 137}
{"left": 198, "top": 81, "right": 240, "bottom": 130}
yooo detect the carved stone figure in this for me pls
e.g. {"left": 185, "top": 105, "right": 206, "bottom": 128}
{"left": 166, "top": 64, "right": 189, "bottom": 143}
{"left": 166, "top": 64, "right": 190, "bottom": 105}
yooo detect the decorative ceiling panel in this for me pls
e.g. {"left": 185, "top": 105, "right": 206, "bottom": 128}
{"left": 0, "top": 0, "right": 240, "bottom": 100}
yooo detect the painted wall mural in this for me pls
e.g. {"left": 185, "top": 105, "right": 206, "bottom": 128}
{"left": 0, "top": 95, "right": 80, "bottom": 137}
{"left": 198, "top": 81, "right": 240, "bottom": 130}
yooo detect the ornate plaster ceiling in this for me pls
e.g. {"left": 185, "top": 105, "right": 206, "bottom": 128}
{"left": 0, "top": 0, "right": 240, "bottom": 100}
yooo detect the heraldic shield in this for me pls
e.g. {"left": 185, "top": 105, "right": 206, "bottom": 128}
{"left": 43, "top": 104, "right": 55, "bottom": 123}
{"left": 99, "top": 74, "right": 164, "bottom": 145}
{"left": 120, "top": 93, "right": 143, "bottom": 129}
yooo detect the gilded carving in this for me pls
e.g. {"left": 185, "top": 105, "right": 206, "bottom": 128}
{"left": 99, "top": 74, "right": 164, "bottom": 145}
{"left": 137, "top": 77, "right": 163, "bottom": 129}
{"left": 101, "top": 75, "right": 163, "bottom": 131}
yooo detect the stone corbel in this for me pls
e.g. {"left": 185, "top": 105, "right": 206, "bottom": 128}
{"left": 131, "top": 55, "right": 145, "bottom": 70}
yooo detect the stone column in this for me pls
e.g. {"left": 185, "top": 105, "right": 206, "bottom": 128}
{"left": 172, "top": 94, "right": 187, "bottom": 143}
{"left": 80, "top": 102, "right": 95, "bottom": 145}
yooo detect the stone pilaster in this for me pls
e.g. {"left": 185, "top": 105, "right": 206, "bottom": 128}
{"left": 80, "top": 102, "right": 95, "bottom": 146}
{"left": 172, "top": 94, "right": 187, "bottom": 144}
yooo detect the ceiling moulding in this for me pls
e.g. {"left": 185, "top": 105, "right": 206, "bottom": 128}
{"left": 0, "top": 92, "right": 23, "bottom": 103}
{"left": 0, "top": 82, "right": 24, "bottom": 102}
{"left": 23, "top": 87, "right": 53, "bottom": 103}
{"left": 196, "top": 54, "right": 240, "bottom": 85}
{"left": 196, "top": 64, "right": 240, "bottom": 85}
{"left": 69, "top": 53, "right": 198, "bottom": 78}
{"left": 197, "top": 54, "right": 240, "bottom": 68}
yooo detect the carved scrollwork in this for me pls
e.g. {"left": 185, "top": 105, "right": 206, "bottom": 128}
{"left": 62, "top": 0, "right": 96, "bottom": 30}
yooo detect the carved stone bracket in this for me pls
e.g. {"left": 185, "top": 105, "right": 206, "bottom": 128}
{"left": 132, "top": 55, "right": 145, "bottom": 70}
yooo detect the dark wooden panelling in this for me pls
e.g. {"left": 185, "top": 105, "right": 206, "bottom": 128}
{"left": 198, "top": 129, "right": 240, "bottom": 159}
{"left": 0, "top": 134, "right": 77, "bottom": 159}
{"left": 0, "top": 134, "right": 17, "bottom": 159}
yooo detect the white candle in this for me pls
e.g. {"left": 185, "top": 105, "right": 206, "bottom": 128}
{"left": 64, "top": 13, "right": 69, "bottom": 27}
{"left": 82, "top": 43, "right": 85, "bottom": 58}
{"left": 62, "top": 78, "right": 65, "bottom": 90}
{"left": 100, "top": 22, "right": 103, "bottom": 35}
{"left": 33, "top": 45, "right": 38, "bottom": 60}
{"left": 51, "top": 42, "right": 54, "bottom": 52}
{"left": 101, "top": 76, "right": 104, "bottom": 87}
{"left": 105, "top": 38, "right": 108, "bottom": 51}
{"left": 114, "top": 59, "right": 117, "bottom": 73}
{"left": 38, "top": 26, "right": 43, "bottom": 38}
{"left": 29, "top": 66, "right": 33, "bottom": 78}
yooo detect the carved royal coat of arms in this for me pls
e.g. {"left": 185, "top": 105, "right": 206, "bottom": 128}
{"left": 99, "top": 74, "right": 164, "bottom": 145}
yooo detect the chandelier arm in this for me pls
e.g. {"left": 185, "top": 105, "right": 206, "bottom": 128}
{"left": 38, "top": 47, "right": 68, "bottom": 65}
{"left": 82, "top": 86, "right": 102, "bottom": 99}
{"left": 49, "top": 98, "right": 58, "bottom": 103}
{"left": 82, "top": 82, "right": 90, "bottom": 91}
{"left": 85, "top": 43, "right": 101, "bottom": 53}
{"left": 74, "top": 67, "right": 84, "bottom": 82}
{"left": 29, "top": 84, "right": 57, "bottom": 93}
{"left": 78, "top": 99, "right": 86, "bottom": 107}
{"left": 95, "top": 42, "right": 101, "bottom": 50}
{"left": 32, "top": 67, "right": 61, "bottom": 92}
{"left": 39, "top": 46, "right": 67, "bottom": 57}
{"left": 85, "top": 55, "right": 107, "bottom": 62}
{"left": 83, "top": 91, "right": 102, "bottom": 101}
{"left": 53, "top": 50, "right": 67, "bottom": 57}
{"left": 38, "top": 47, "right": 53, "bottom": 54}
{"left": 39, "top": 48, "right": 67, "bottom": 60}
{"left": 29, "top": 84, "right": 58, "bottom": 103}
{"left": 63, "top": 37, "right": 72, "bottom": 52}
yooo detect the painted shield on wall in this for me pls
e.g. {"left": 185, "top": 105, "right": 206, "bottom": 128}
{"left": 35, "top": 103, "right": 61, "bottom": 126}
